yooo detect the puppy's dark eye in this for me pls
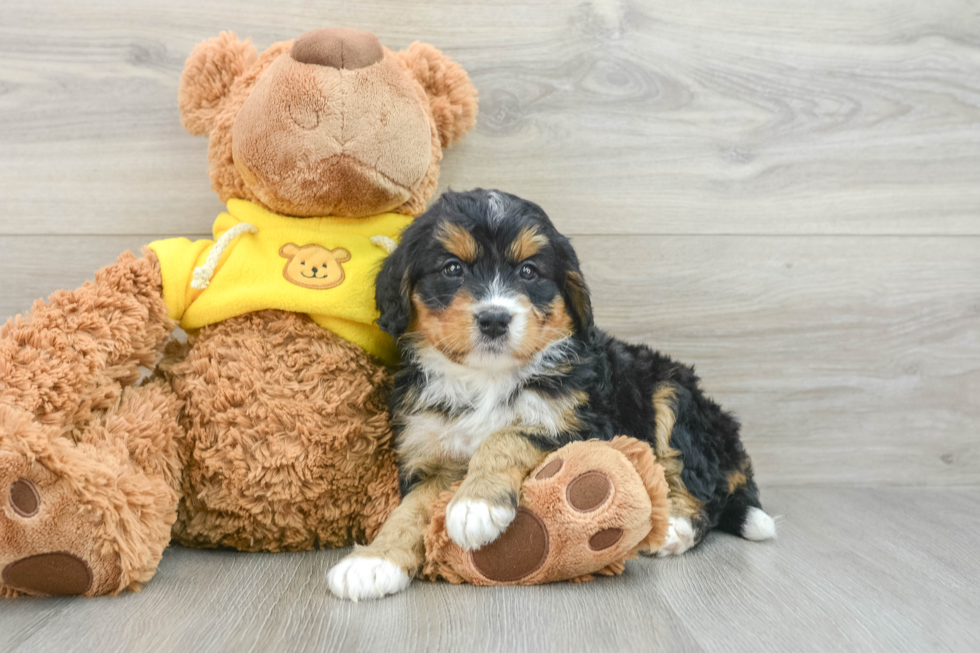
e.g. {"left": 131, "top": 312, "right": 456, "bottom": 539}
{"left": 443, "top": 260, "right": 464, "bottom": 278}
{"left": 519, "top": 262, "right": 538, "bottom": 281}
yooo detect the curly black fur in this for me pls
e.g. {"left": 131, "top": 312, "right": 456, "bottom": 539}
{"left": 376, "top": 189, "right": 768, "bottom": 550}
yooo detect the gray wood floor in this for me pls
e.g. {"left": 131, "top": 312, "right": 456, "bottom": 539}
{"left": 1, "top": 0, "right": 978, "bottom": 651}
{"left": 1, "top": 488, "right": 978, "bottom": 653}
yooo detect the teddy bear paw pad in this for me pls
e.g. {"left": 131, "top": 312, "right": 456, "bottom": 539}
{"left": 425, "top": 439, "right": 669, "bottom": 586}
{"left": 503, "top": 445, "right": 654, "bottom": 583}
{"left": 3, "top": 553, "right": 94, "bottom": 596}
{"left": 1, "top": 454, "right": 118, "bottom": 597}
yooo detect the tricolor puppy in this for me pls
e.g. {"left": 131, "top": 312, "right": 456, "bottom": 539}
{"left": 327, "top": 189, "right": 775, "bottom": 600}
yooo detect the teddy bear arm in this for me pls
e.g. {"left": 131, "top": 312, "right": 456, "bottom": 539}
{"left": 0, "top": 248, "right": 174, "bottom": 429}
{"left": 0, "top": 380, "right": 184, "bottom": 598}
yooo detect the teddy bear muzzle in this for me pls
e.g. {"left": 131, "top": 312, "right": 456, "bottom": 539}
{"left": 231, "top": 37, "right": 434, "bottom": 218}
{"left": 291, "top": 27, "right": 384, "bottom": 70}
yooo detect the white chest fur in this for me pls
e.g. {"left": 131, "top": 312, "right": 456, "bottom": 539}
{"left": 397, "top": 347, "right": 574, "bottom": 462}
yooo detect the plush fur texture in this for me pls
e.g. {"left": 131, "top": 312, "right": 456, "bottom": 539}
{"left": 179, "top": 30, "right": 477, "bottom": 218}
{"left": 421, "top": 437, "right": 671, "bottom": 586}
{"left": 0, "top": 253, "right": 181, "bottom": 596}
{"left": 326, "top": 434, "right": 672, "bottom": 599}
{"left": 162, "top": 310, "right": 399, "bottom": 551}
{"left": 376, "top": 189, "right": 774, "bottom": 561}
{"left": 0, "top": 27, "right": 476, "bottom": 597}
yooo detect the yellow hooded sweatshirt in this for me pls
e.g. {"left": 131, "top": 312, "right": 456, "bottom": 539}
{"left": 148, "top": 200, "right": 412, "bottom": 365}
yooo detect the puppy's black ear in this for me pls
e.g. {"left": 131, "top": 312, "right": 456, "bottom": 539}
{"left": 376, "top": 243, "right": 413, "bottom": 339}
{"left": 554, "top": 233, "right": 594, "bottom": 338}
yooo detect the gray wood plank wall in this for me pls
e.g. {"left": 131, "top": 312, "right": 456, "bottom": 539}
{"left": 1, "top": 0, "right": 978, "bottom": 489}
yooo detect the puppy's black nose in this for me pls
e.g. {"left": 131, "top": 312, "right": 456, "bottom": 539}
{"left": 477, "top": 311, "right": 511, "bottom": 339}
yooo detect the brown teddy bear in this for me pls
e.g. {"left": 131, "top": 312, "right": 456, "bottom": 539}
{"left": 0, "top": 27, "right": 667, "bottom": 598}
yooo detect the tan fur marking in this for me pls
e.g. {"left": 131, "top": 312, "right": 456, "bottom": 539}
{"left": 727, "top": 471, "right": 747, "bottom": 494}
{"left": 507, "top": 227, "right": 549, "bottom": 263}
{"left": 395, "top": 418, "right": 469, "bottom": 487}
{"left": 437, "top": 222, "right": 479, "bottom": 262}
{"left": 350, "top": 467, "right": 460, "bottom": 573}
{"left": 453, "top": 427, "right": 549, "bottom": 508}
{"left": 410, "top": 291, "right": 476, "bottom": 362}
{"left": 565, "top": 270, "right": 591, "bottom": 328}
{"left": 514, "top": 296, "right": 574, "bottom": 363}
{"left": 652, "top": 384, "right": 704, "bottom": 519}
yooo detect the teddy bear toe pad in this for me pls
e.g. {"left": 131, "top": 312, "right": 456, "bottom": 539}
{"left": 566, "top": 470, "right": 613, "bottom": 512}
{"left": 9, "top": 478, "right": 40, "bottom": 518}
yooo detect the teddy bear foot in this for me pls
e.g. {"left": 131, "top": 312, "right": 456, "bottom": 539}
{"left": 422, "top": 437, "right": 671, "bottom": 586}
{"left": 0, "top": 450, "right": 123, "bottom": 597}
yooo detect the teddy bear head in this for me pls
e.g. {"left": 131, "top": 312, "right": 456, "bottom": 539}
{"left": 178, "top": 28, "right": 478, "bottom": 218}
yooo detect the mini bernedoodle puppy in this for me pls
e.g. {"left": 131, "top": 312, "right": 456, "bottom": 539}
{"left": 328, "top": 189, "right": 775, "bottom": 600}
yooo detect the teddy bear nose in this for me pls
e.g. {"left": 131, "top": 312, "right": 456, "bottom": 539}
{"left": 291, "top": 27, "right": 384, "bottom": 70}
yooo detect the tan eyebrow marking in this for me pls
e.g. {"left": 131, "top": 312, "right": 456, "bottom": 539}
{"left": 436, "top": 222, "right": 480, "bottom": 262}
{"left": 507, "top": 226, "right": 549, "bottom": 263}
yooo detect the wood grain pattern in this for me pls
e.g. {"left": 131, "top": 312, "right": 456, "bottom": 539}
{"left": 0, "top": 488, "right": 977, "bottom": 653}
{"left": 2, "top": 234, "right": 977, "bottom": 487}
{"left": 1, "top": 0, "right": 979, "bottom": 235}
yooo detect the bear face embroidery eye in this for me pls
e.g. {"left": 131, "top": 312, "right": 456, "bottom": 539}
{"left": 519, "top": 262, "right": 538, "bottom": 281}
{"left": 442, "top": 260, "right": 464, "bottom": 278}
{"left": 301, "top": 261, "right": 306, "bottom": 265}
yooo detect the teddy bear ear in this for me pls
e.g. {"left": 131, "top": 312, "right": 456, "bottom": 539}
{"left": 178, "top": 32, "right": 258, "bottom": 136}
{"left": 279, "top": 243, "right": 299, "bottom": 258}
{"left": 397, "top": 42, "right": 478, "bottom": 148}
{"left": 331, "top": 248, "right": 351, "bottom": 263}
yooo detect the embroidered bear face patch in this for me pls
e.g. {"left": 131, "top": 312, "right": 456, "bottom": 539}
{"left": 279, "top": 243, "right": 351, "bottom": 290}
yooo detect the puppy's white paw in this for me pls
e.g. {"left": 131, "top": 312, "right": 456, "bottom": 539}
{"left": 656, "top": 516, "right": 695, "bottom": 557}
{"left": 446, "top": 498, "right": 517, "bottom": 551}
{"left": 327, "top": 556, "right": 410, "bottom": 602}
{"left": 742, "top": 507, "right": 777, "bottom": 541}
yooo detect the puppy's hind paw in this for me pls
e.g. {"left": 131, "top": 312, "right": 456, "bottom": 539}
{"left": 741, "top": 507, "right": 777, "bottom": 541}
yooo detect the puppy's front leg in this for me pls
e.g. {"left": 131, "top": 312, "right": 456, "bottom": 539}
{"left": 328, "top": 472, "right": 453, "bottom": 601}
{"left": 446, "top": 427, "right": 549, "bottom": 551}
